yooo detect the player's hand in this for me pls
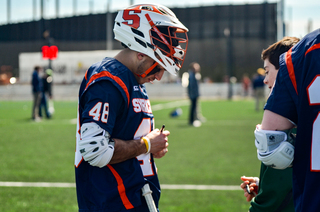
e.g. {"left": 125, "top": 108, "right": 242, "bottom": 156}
{"left": 240, "top": 176, "right": 259, "bottom": 202}
{"left": 145, "top": 129, "right": 170, "bottom": 156}
{"left": 153, "top": 148, "right": 168, "bottom": 158}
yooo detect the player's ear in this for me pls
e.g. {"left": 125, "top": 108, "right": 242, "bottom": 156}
{"left": 137, "top": 52, "right": 146, "bottom": 60}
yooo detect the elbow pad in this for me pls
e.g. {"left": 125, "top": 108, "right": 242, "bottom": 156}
{"left": 254, "top": 125, "right": 295, "bottom": 169}
{"left": 79, "top": 122, "right": 115, "bottom": 168}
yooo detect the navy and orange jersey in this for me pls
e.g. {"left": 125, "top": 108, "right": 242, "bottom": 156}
{"left": 75, "top": 57, "right": 160, "bottom": 211}
{"left": 265, "top": 29, "right": 320, "bottom": 212}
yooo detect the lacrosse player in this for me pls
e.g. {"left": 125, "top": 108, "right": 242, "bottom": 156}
{"left": 258, "top": 29, "right": 320, "bottom": 211}
{"left": 240, "top": 36, "right": 300, "bottom": 212}
{"left": 74, "top": 4, "right": 188, "bottom": 212}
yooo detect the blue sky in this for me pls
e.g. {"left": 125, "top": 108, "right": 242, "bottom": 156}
{"left": 0, "top": 0, "right": 319, "bottom": 38}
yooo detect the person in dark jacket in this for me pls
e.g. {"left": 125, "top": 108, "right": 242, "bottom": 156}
{"left": 39, "top": 69, "right": 53, "bottom": 119}
{"left": 31, "top": 66, "right": 42, "bottom": 121}
{"left": 252, "top": 68, "right": 265, "bottom": 111}
{"left": 187, "top": 62, "right": 201, "bottom": 126}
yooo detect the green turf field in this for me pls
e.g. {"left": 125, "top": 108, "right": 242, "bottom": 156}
{"left": 0, "top": 99, "right": 263, "bottom": 211}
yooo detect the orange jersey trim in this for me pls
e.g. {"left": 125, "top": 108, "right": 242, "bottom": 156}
{"left": 305, "top": 43, "right": 320, "bottom": 56}
{"left": 285, "top": 49, "right": 298, "bottom": 95}
{"left": 85, "top": 71, "right": 130, "bottom": 107}
{"left": 84, "top": 70, "right": 88, "bottom": 81}
{"left": 107, "top": 164, "right": 134, "bottom": 210}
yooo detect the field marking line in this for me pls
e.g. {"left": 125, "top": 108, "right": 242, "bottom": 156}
{"left": 0, "top": 182, "right": 241, "bottom": 190}
{"left": 0, "top": 182, "right": 75, "bottom": 188}
{"left": 151, "top": 100, "right": 189, "bottom": 111}
{"left": 161, "top": 184, "right": 241, "bottom": 190}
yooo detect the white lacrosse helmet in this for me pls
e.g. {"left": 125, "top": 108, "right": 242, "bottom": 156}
{"left": 113, "top": 4, "right": 189, "bottom": 76}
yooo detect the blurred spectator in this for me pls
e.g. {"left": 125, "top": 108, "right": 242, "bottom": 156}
{"left": 187, "top": 62, "right": 202, "bottom": 127}
{"left": 241, "top": 73, "right": 251, "bottom": 97}
{"left": 252, "top": 68, "right": 265, "bottom": 111}
{"left": 0, "top": 65, "right": 13, "bottom": 85}
{"left": 39, "top": 69, "right": 53, "bottom": 119}
{"left": 31, "top": 66, "right": 42, "bottom": 121}
{"left": 203, "top": 76, "right": 213, "bottom": 83}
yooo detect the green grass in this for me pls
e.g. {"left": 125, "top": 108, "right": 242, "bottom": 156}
{"left": 0, "top": 99, "right": 263, "bottom": 211}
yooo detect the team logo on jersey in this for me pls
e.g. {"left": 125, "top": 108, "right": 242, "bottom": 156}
{"left": 133, "top": 85, "right": 139, "bottom": 91}
{"left": 132, "top": 98, "right": 152, "bottom": 113}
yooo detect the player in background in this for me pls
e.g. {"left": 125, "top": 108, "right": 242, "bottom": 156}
{"left": 252, "top": 68, "right": 265, "bottom": 111}
{"left": 31, "top": 66, "right": 42, "bottom": 121}
{"left": 258, "top": 29, "right": 320, "bottom": 211}
{"left": 74, "top": 4, "right": 188, "bottom": 212}
{"left": 187, "top": 62, "right": 201, "bottom": 127}
{"left": 240, "top": 36, "right": 300, "bottom": 212}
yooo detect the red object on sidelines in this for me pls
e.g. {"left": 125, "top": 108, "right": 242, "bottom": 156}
{"left": 42, "top": 45, "right": 58, "bottom": 60}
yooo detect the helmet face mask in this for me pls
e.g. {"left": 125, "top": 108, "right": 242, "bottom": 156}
{"left": 113, "top": 4, "right": 189, "bottom": 76}
{"left": 150, "top": 26, "right": 187, "bottom": 71}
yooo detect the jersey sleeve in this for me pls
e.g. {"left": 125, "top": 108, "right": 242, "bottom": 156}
{"left": 80, "top": 80, "right": 125, "bottom": 135}
{"left": 264, "top": 70, "right": 298, "bottom": 125}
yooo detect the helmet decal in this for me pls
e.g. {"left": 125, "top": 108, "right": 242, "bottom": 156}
{"left": 113, "top": 4, "right": 189, "bottom": 76}
{"left": 122, "top": 10, "right": 141, "bottom": 29}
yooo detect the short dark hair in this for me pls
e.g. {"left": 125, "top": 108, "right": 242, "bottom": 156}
{"left": 261, "top": 37, "right": 300, "bottom": 69}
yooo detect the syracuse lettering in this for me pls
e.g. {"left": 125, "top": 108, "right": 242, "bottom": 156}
{"left": 132, "top": 98, "right": 152, "bottom": 113}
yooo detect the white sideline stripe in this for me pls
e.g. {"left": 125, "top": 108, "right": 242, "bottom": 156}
{"left": 161, "top": 184, "right": 241, "bottom": 190}
{"left": 0, "top": 182, "right": 75, "bottom": 188}
{"left": 0, "top": 182, "right": 241, "bottom": 190}
{"left": 151, "top": 100, "right": 189, "bottom": 111}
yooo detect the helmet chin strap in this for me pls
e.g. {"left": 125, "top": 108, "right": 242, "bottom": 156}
{"left": 135, "top": 62, "right": 159, "bottom": 78}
